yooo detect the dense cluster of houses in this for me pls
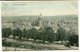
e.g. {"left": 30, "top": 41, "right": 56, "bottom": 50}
{"left": 2, "top": 15, "right": 78, "bottom": 35}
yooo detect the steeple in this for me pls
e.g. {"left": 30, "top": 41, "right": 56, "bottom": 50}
{"left": 40, "top": 13, "right": 42, "bottom": 17}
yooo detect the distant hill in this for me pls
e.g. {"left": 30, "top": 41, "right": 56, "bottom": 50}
{"left": 2, "top": 15, "right": 78, "bottom": 21}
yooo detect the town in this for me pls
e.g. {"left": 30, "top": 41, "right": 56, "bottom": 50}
{"left": 2, "top": 15, "right": 78, "bottom": 50}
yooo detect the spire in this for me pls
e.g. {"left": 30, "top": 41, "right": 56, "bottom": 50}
{"left": 40, "top": 13, "right": 42, "bottom": 17}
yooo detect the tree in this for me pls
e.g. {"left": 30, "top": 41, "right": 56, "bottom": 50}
{"left": 23, "top": 28, "right": 29, "bottom": 40}
{"left": 12, "top": 28, "right": 22, "bottom": 39}
{"left": 57, "top": 27, "right": 66, "bottom": 42}
{"left": 16, "top": 28, "right": 22, "bottom": 39}
{"left": 25, "top": 28, "right": 38, "bottom": 42}
{"left": 12, "top": 29, "right": 17, "bottom": 39}
{"left": 2, "top": 28, "right": 11, "bottom": 38}
{"left": 30, "top": 28, "right": 38, "bottom": 42}
{"left": 42, "top": 26, "right": 55, "bottom": 43}
{"left": 69, "top": 34, "right": 78, "bottom": 46}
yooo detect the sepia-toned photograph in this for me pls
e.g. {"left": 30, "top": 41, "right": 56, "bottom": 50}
{"left": 1, "top": 1, "right": 78, "bottom": 51}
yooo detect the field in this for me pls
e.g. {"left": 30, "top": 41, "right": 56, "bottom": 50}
{"left": 2, "top": 37, "right": 78, "bottom": 51}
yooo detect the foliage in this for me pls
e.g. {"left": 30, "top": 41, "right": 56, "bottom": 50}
{"left": 2, "top": 28, "right": 11, "bottom": 38}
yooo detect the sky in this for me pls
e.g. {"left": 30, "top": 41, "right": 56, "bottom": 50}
{"left": 1, "top": 1, "right": 78, "bottom": 16}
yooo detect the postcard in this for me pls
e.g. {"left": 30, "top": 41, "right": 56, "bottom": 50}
{"left": 1, "top": 1, "right": 78, "bottom": 51}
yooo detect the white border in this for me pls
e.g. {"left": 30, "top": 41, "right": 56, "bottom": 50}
{"left": 78, "top": 0, "right": 80, "bottom": 51}
{"left": 0, "top": 1, "right": 2, "bottom": 52}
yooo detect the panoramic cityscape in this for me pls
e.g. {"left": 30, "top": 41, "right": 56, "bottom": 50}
{"left": 2, "top": 1, "right": 78, "bottom": 51}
